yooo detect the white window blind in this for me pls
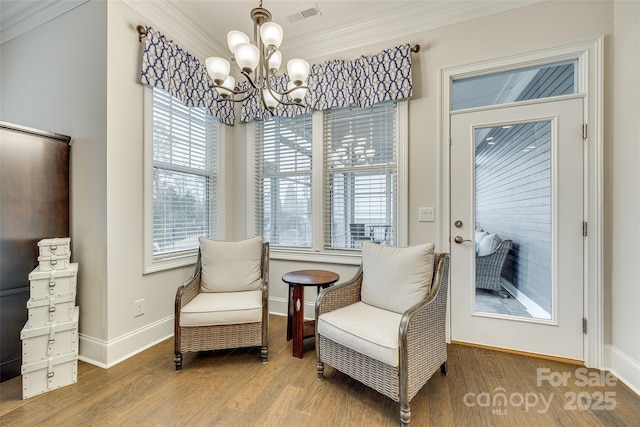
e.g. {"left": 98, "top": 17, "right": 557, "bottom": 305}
{"left": 255, "top": 114, "right": 313, "bottom": 248}
{"left": 323, "top": 102, "right": 397, "bottom": 250}
{"left": 152, "top": 87, "right": 218, "bottom": 256}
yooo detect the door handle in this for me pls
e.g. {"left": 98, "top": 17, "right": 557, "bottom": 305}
{"left": 454, "top": 236, "right": 473, "bottom": 244}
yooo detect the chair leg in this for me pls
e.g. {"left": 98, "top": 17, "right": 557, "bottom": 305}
{"left": 316, "top": 361, "right": 325, "bottom": 380}
{"left": 400, "top": 403, "right": 411, "bottom": 426}
{"left": 440, "top": 361, "right": 448, "bottom": 375}
{"left": 174, "top": 352, "right": 182, "bottom": 371}
{"left": 261, "top": 346, "right": 268, "bottom": 364}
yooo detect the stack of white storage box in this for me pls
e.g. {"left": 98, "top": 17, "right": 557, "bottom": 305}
{"left": 20, "top": 238, "right": 79, "bottom": 399}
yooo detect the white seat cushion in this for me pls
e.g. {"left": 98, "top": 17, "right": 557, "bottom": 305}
{"left": 199, "top": 236, "right": 263, "bottom": 293}
{"left": 317, "top": 301, "right": 403, "bottom": 367}
{"left": 179, "top": 291, "right": 263, "bottom": 327}
{"left": 361, "top": 241, "right": 435, "bottom": 314}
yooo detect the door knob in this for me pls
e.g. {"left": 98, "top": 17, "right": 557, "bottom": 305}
{"left": 454, "top": 220, "right": 463, "bottom": 228}
{"left": 454, "top": 236, "right": 473, "bottom": 244}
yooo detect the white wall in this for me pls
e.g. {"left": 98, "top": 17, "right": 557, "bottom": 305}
{"left": 97, "top": 1, "right": 224, "bottom": 365}
{"left": 0, "top": 0, "right": 109, "bottom": 354}
{"left": 609, "top": 0, "right": 640, "bottom": 394}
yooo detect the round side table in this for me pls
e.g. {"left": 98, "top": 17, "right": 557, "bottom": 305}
{"left": 282, "top": 270, "right": 340, "bottom": 358}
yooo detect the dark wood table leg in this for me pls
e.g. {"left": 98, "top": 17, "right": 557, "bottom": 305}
{"left": 282, "top": 270, "right": 340, "bottom": 358}
{"left": 287, "top": 284, "right": 293, "bottom": 341}
{"left": 292, "top": 284, "right": 304, "bottom": 358}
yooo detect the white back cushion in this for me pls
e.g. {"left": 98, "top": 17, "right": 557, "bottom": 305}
{"left": 199, "top": 236, "right": 263, "bottom": 292}
{"left": 361, "top": 241, "right": 435, "bottom": 314}
{"left": 477, "top": 233, "right": 502, "bottom": 256}
{"left": 475, "top": 229, "right": 489, "bottom": 250}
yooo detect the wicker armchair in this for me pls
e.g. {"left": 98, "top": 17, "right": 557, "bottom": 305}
{"left": 476, "top": 239, "right": 512, "bottom": 293}
{"left": 316, "top": 249, "right": 449, "bottom": 426}
{"left": 174, "top": 237, "right": 269, "bottom": 371}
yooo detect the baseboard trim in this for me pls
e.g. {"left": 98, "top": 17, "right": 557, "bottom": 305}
{"left": 501, "top": 279, "right": 551, "bottom": 319}
{"left": 79, "top": 315, "right": 173, "bottom": 368}
{"left": 78, "top": 296, "right": 320, "bottom": 369}
{"left": 605, "top": 344, "right": 640, "bottom": 397}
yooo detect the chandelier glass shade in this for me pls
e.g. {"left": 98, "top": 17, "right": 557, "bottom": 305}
{"left": 205, "top": 1, "right": 310, "bottom": 111}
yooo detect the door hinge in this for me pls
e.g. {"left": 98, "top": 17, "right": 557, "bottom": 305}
{"left": 582, "top": 318, "right": 588, "bottom": 334}
{"left": 583, "top": 221, "right": 588, "bottom": 236}
{"left": 583, "top": 123, "right": 588, "bottom": 140}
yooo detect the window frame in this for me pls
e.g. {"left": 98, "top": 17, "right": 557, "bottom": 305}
{"left": 143, "top": 86, "right": 225, "bottom": 273}
{"left": 247, "top": 101, "right": 407, "bottom": 265}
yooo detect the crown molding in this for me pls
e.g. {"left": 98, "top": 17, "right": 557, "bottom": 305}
{"left": 0, "top": 0, "right": 89, "bottom": 44}
{"left": 1, "top": 0, "right": 542, "bottom": 64}
{"left": 281, "top": 1, "right": 542, "bottom": 60}
{"left": 122, "top": 0, "right": 227, "bottom": 60}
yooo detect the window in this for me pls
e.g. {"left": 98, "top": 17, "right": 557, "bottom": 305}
{"left": 324, "top": 104, "right": 397, "bottom": 250}
{"left": 144, "top": 87, "right": 223, "bottom": 272}
{"left": 452, "top": 60, "right": 578, "bottom": 111}
{"left": 251, "top": 101, "right": 406, "bottom": 263}
{"left": 255, "top": 114, "right": 313, "bottom": 248}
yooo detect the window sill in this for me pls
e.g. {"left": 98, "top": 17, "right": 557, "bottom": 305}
{"left": 144, "top": 250, "right": 197, "bottom": 274}
{"left": 269, "top": 248, "right": 362, "bottom": 266}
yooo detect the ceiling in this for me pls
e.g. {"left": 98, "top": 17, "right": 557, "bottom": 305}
{"left": 2, "top": 1, "right": 542, "bottom": 60}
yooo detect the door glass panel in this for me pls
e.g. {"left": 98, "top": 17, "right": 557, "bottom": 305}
{"left": 452, "top": 60, "right": 578, "bottom": 110}
{"left": 474, "top": 121, "right": 552, "bottom": 320}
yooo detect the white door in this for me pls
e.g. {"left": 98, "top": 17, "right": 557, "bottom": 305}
{"left": 450, "top": 97, "right": 584, "bottom": 362}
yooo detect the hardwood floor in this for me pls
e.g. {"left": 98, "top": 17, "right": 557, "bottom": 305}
{"left": 2, "top": 314, "right": 639, "bottom": 426}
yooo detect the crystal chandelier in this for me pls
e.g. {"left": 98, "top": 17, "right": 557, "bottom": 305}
{"left": 205, "top": 0, "right": 310, "bottom": 111}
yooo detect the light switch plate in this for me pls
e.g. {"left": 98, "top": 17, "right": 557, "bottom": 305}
{"left": 419, "top": 207, "right": 435, "bottom": 222}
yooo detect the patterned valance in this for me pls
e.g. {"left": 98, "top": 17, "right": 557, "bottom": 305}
{"left": 140, "top": 27, "right": 235, "bottom": 125}
{"left": 241, "top": 44, "right": 413, "bottom": 122}
{"left": 140, "top": 27, "right": 413, "bottom": 125}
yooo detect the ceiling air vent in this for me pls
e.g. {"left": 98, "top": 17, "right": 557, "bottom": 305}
{"left": 287, "top": 5, "right": 322, "bottom": 23}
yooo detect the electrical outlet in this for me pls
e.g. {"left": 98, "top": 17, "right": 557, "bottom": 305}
{"left": 134, "top": 299, "right": 145, "bottom": 317}
{"left": 419, "top": 207, "right": 435, "bottom": 222}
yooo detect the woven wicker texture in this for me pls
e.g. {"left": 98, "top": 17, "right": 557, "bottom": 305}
{"left": 181, "top": 323, "right": 262, "bottom": 352}
{"left": 316, "top": 252, "right": 449, "bottom": 425}
{"left": 476, "top": 239, "right": 511, "bottom": 292}
{"left": 174, "top": 242, "right": 269, "bottom": 370}
{"left": 319, "top": 334, "right": 400, "bottom": 400}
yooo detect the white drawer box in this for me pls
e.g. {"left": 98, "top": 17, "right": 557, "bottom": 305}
{"left": 37, "top": 237, "right": 71, "bottom": 257}
{"left": 27, "top": 296, "right": 76, "bottom": 327}
{"left": 21, "top": 352, "right": 78, "bottom": 399}
{"left": 28, "top": 264, "right": 78, "bottom": 299}
{"left": 37, "top": 254, "right": 71, "bottom": 272}
{"left": 21, "top": 307, "right": 79, "bottom": 365}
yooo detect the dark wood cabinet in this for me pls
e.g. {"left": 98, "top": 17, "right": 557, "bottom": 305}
{"left": 0, "top": 122, "right": 71, "bottom": 382}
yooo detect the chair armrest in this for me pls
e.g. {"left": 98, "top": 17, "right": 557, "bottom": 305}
{"left": 477, "top": 239, "right": 512, "bottom": 259}
{"left": 399, "top": 254, "right": 449, "bottom": 391}
{"left": 261, "top": 242, "right": 269, "bottom": 306}
{"left": 476, "top": 240, "right": 511, "bottom": 272}
{"left": 176, "top": 270, "right": 201, "bottom": 314}
{"left": 316, "top": 267, "right": 363, "bottom": 317}
{"left": 261, "top": 242, "right": 270, "bottom": 347}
